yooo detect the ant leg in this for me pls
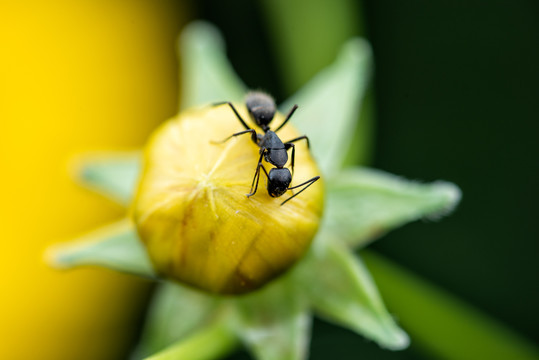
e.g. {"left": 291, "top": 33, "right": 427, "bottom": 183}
{"left": 284, "top": 135, "right": 309, "bottom": 175}
{"left": 213, "top": 101, "right": 251, "bottom": 131}
{"left": 274, "top": 104, "right": 298, "bottom": 132}
{"left": 280, "top": 176, "right": 320, "bottom": 206}
{"left": 247, "top": 164, "right": 261, "bottom": 197}
{"left": 247, "top": 164, "right": 270, "bottom": 198}
{"left": 284, "top": 143, "right": 296, "bottom": 175}
{"left": 247, "top": 151, "right": 266, "bottom": 197}
{"left": 283, "top": 135, "right": 310, "bottom": 149}
{"left": 211, "top": 129, "right": 257, "bottom": 144}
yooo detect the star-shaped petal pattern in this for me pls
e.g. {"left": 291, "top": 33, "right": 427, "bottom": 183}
{"left": 47, "top": 22, "right": 460, "bottom": 360}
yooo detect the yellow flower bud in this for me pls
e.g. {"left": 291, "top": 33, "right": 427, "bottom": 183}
{"left": 133, "top": 104, "right": 324, "bottom": 294}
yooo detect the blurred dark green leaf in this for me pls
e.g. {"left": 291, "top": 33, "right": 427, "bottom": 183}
{"left": 260, "top": 0, "right": 362, "bottom": 94}
{"left": 282, "top": 39, "right": 372, "bottom": 174}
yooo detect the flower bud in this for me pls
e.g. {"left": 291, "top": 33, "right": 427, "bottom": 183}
{"left": 133, "top": 105, "right": 324, "bottom": 294}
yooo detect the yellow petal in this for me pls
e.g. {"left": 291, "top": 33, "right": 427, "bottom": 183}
{"left": 133, "top": 104, "right": 324, "bottom": 294}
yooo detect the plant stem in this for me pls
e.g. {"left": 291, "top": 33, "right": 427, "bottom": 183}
{"left": 144, "top": 322, "right": 237, "bottom": 360}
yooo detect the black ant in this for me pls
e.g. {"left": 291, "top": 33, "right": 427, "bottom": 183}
{"left": 213, "top": 91, "right": 320, "bottom": 206}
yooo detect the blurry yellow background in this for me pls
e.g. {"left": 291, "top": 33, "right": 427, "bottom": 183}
{"left": 0, "top": 1, "right": 186, "bottom": 358}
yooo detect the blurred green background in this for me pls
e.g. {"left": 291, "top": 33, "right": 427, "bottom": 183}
{"left": 2, "top": 0, "right": 537, "bottom": 359}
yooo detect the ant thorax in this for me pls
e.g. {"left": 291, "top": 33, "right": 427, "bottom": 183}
{"left": 259, "top": 131, "right": 288, "bottom": 168}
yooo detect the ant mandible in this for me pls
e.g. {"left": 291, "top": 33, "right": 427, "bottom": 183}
{"left": 213, "top": 91, "right": 320, "bottom": 206}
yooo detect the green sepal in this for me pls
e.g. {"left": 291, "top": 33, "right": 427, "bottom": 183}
{"left": 179, "top": 21, "right": 247, "bottom": 110}
{"left": 282, "top": 38, "right": 372, "bottom": 174}
{"left": 74, "top": 151, "right": 141, "bottom": 206}
{"left": 294, "top": 240, "right": 409, "bottom": 350}
{"left": 234, "top": 278, "right": 311, "bottom": 360}
{"left": 322, "top": 167, "right": 461, "bottom": 249}
{"left": 132, "top": 283, "right": 221, "bottom": 359}
{"left": 46, "top": 218, "right": 155, "bottom": 278}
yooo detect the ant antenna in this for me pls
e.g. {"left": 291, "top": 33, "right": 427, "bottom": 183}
{"left": 280, "top": 176, "right": 320, "bottom": 206}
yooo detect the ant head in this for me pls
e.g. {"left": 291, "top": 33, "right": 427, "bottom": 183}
{"left": 245, "top": 91, "right": 276, "bottom": 131}
{"left": 267, "top": 168, "right": 292, "bottom": 198}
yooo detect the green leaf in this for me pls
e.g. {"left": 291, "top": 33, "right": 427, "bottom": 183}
{"left": 179, "top": 21, "right": 247, "bottom": 110}
{"left": 282, "top": 38, "right": 372, "bottom": 174}
{"left": 234, "top": 279, "right": 311, "bottom": 360}
{"left": 321, "top": 167, "right": 461, "bottom": 249}
{"left": 363, "top": 251, "right": 539, "bottom": 360}
{"left": 133, "top": 283, "right": 221, "bottom": 359}
{"left": 74, "top": 151, "right": 141, "bottom": 206}
{"left": 296, "top": 241, "right": 409, "bottom": 350}
{"left": 46, "top": 218, "right": 155, "bottom": 278}
{"left": 144, "top": 321, "right": 237, "bottom": 360}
